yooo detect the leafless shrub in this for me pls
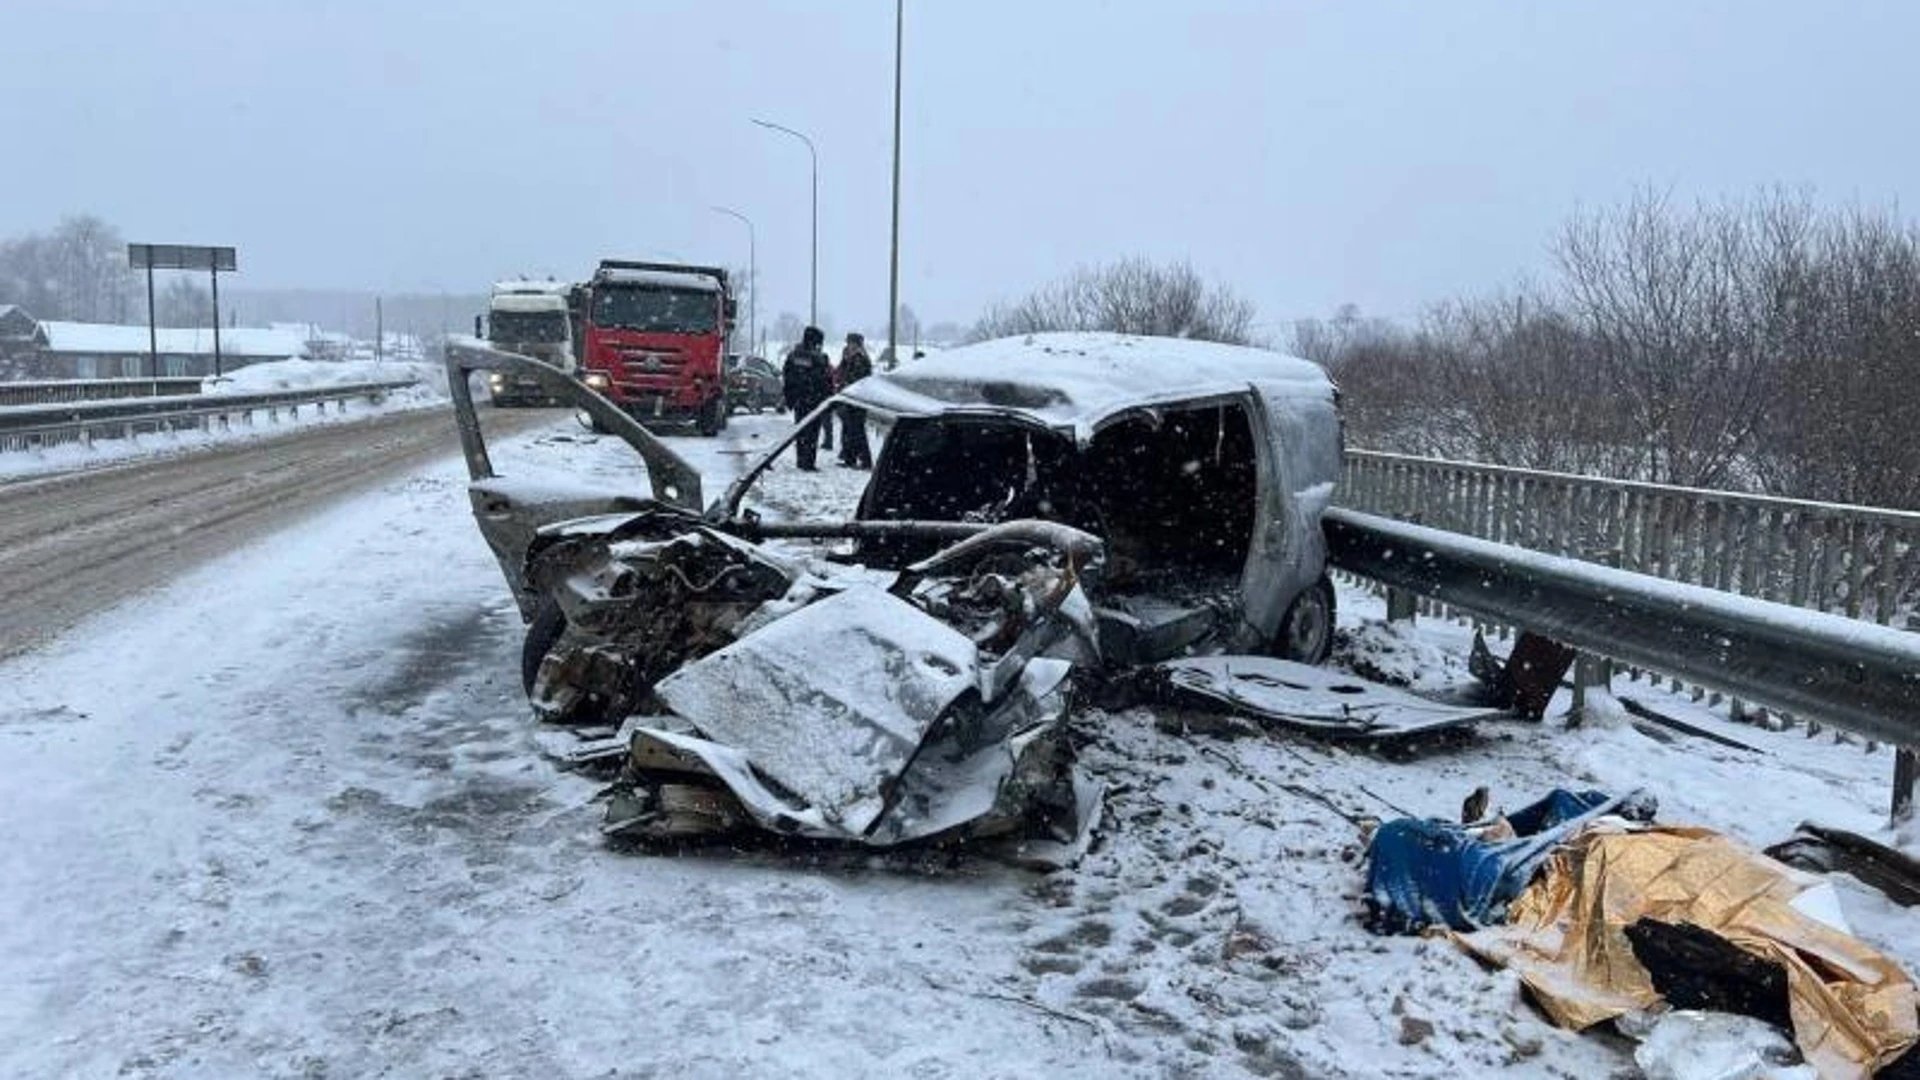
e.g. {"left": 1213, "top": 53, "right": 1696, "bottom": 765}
{"left": 1306, "top": 188, "right": 1920, "bottom": 508}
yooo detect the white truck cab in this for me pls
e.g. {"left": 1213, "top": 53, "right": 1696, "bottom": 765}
{"left": 484, "top": 281, "right": 576, "bottom": 406}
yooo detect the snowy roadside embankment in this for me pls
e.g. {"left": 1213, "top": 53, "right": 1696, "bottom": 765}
{"left": 0, "top": 357, "right": 449, "bottom": 481}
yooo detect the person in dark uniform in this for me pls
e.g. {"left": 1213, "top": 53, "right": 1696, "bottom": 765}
{"left": 837, "top": 332, "right": 874, "bottom": 469}
{"left": 782, "top": 326, "right": 833, "bottom": 471}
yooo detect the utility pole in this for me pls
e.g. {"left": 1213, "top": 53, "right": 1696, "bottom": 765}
{"left": 375, "top": 297, "right": 384, "bottom": 364}
{"left": 886, "top": 0, "right": 904, "bottom": 370}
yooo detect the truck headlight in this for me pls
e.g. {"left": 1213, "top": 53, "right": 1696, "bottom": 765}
{"left": 584, "top": 371, "right": 611, "bottom": 391}
{"left": 487, "top": 373, "right": 506, "bottom": 389}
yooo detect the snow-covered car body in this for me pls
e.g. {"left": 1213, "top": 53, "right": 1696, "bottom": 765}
{"left": 727, "top": 332, "right": 1345, "bottom": 664}
{"left": 443, "top": 332, "right": 1346, "bottom": 856}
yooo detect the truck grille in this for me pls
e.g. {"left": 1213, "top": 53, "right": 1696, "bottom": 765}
{"left": 618, "top": 350, "right": 686, "bottom": 377}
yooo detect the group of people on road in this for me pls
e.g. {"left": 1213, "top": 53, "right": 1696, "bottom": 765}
{"left": 781, "top": 326, "right": 872, "bottom": 471}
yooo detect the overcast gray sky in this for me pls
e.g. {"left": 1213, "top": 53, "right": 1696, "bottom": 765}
{"left": 5, "top": 0, "right": 1917, "bottom": 332}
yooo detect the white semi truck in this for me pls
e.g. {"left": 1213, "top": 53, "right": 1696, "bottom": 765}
{"left": 483, "top": 280, "right": 575, "bottom": 406}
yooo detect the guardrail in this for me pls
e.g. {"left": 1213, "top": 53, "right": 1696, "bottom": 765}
{"left": 0, "top": 377, "right": 205, "bottom": 408}
{"left": 0, "top": 380, "right": 418, "bottom": 453}
{"left": 1327, "top": 509, "right": 1920, "bottom": 744}
{"left": 1334, "top": 452, "right": 1920, "bottom": 820}
{"left": 1339, "top": 449, "right": 1920, "bottom": 629}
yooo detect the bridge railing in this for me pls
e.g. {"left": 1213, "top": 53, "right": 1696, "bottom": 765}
{"left": 0, "top": 377, "right": 205, "bottom": 408}
{"left": 0, "top": 380, "right": 418, "bottom": 453}
{"left": 1338, "top": 449, "right": 1920, "bottom": 631}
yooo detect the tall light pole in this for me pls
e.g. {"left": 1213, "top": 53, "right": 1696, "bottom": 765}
{"left": 886, "top": 0, "right": 904, "bottom": 370}
{"left": 711, "top": 205, "right": 756, "bottom": 355}
{"left": 752, "top": 118, "right": 818, "bottom": 327}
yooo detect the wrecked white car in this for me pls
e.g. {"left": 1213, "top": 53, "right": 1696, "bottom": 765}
{"left": 447, "top": 332, "right": 1460, "bottom": 857}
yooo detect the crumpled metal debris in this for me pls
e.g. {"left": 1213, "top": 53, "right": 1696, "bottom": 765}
{"left": 593, "top": 522, "right": 1105, "bottom": 862}
{"left": 1153, "top": 655, "right": 1502, "bottom": 739}
{"left": 1454, "top": 823, "right": 1920, "bottom": 1080}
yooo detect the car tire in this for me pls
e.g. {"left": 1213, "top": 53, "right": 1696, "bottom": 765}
{"left": 697, "top": 395, "right": 727, "bottom": 437}
{"left": 521, "top": 598, "right": 566, "bottom": 698}
{"left": 1274, "top": 575, "right": 1336, "bottom": 665}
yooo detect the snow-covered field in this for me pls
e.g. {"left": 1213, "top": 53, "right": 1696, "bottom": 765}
{"left": 0, "top": 357, "right": 447, "bottom": 481}
{"left": 0, "top": 409, "right": 1912, "bottom": 1078}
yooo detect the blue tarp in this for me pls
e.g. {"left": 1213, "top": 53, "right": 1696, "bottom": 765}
{"left": 1362, "top": 788, "right": 1654, "bottom": 934}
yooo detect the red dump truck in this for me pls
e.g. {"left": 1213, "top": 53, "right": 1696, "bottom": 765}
{"left": 570, "top": 260, "right": 736, "bottom": 436}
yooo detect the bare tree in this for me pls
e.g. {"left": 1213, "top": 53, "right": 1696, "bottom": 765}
{"left": 770, "top": 311, "right": 804, "bottom": 348}
{"left": 895, "top": 302, "right": 921, "bottom": 346}
{"left": 969, "top": 258, "right": 1257, "bottom": 345}
{"left": 1552, "top": 189, "right": 1803, "bottom": 487}
{"left": 155, "top": 277, "right": 213, "bottom": 327}
{"left": 1305, "top": 188, "right": 1920, "bottom": 508}
{"left": 0, "top": 215, "right": 137, "bottom": 322}
{"left": 1753, "top": 208, "right": 1920, "bottom": 507}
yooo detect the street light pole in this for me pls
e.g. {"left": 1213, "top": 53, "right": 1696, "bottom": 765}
{"left": 887, "top": 0, "right": 904, "bottom": 370}
{"left": 711, "top": 205, "right": 756, "bottom": 356}
{"left": 752, "top": 118, "right": 818, "bottom": 327}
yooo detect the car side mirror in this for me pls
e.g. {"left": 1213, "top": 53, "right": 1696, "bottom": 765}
{"left": 474, "top": 314, "right": 485, "bottom": 338}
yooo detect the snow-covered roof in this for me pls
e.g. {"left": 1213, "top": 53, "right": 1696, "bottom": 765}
{"left": 596, "top": 268, "right": 724, "bottom": 292}
{"left": 490, "top": 292, "right": 568, "bottom": 313}
{"left": 492, "top": 280, "right": 571, "bottom": 296}
{"left": 38, "top": 321, "right": 310, "bottom": 359}
{"left": 839, "top": 332, "right": 1332, "bottom": 437}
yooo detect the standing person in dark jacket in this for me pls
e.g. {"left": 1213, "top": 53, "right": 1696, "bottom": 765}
{"left": 837, "top": 332, "right": 874, "bottom": 469}
{"left": 782, "top": 326, "right": 833, "bottom": 471}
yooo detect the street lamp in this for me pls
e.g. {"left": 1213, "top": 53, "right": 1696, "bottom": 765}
{"left": 751, "top": 117, "right": 818, "bottom": 327}
{"left": 887, "top": 0, "right": 904, "bottom": 370}
{"left": 711, "top": 205, "right": 756, "bottom": 356}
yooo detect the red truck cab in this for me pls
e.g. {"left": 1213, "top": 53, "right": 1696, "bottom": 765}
{"left": 571, "top": 260, "right": 736, "bottom": 436}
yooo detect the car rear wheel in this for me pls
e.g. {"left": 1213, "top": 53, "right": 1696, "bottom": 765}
{"left": 1274, "top": 576, "right": 1336, "bottom": 665}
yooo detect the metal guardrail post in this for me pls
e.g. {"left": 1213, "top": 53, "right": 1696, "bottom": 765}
{"left": 1896, "top": 747, "right": 1916, "bottom": 823}
{"left": 1570, "top": 548, "right": 1621, "bottom": 721}
{"left": 1386, "top": 588, "right": 1418, "bottom": 623}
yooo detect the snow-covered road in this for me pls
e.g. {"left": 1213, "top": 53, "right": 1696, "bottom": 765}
{"left": 1, "top": 409, "right": 1912, "bottom": 1079}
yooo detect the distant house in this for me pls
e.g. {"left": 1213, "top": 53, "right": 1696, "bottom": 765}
{"left": 30, "top": 321, "right": 311, "bottom": 379}
{"left": 0, "top": 305, "right": 49, "bottom": 378}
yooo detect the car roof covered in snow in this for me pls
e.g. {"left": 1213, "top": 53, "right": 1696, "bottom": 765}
{"left": 839, "top": 332, "right": 1333, "bottom": 439}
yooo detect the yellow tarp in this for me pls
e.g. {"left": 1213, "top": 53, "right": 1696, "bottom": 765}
{"left": 1455, "top": 824, "right": 1917, "bottom": 1080}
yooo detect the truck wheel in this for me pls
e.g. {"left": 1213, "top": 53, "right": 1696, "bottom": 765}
{"left": 521, "top": 598, "right": 567, "bottom": 698}
{"left": 696, "top": 396, "right": 727, "bottom": 437}
{"left": 1274, "top": 576, "right": 1336, "bottom": 665}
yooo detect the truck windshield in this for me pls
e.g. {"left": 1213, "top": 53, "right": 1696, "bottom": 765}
{"left": 591, "top": 287, "right": 718, "bottom": 335}
{"left": 489, "top": 310, "right": 568, "bottom": 343}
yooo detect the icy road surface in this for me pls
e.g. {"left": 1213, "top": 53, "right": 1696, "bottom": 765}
{"left": 0, "top": 409, "right": 1913, "bottom": 1078}
{"left": 0, "top": 406, "right": 551, "bottom": 660}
